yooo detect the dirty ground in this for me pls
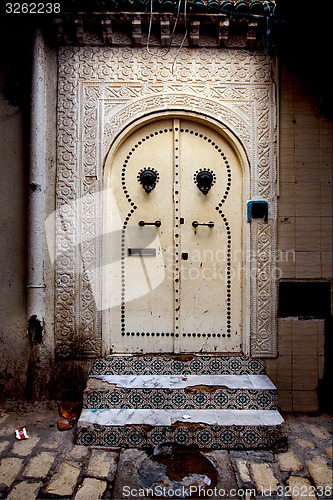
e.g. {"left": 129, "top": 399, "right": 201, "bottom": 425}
{"left": 0, "top": 401, "right": 332, "bottom": 499}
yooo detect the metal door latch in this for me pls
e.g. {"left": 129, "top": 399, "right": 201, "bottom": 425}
{"left": 138, "top": 220, "right": 161, "bottom": 227}
{"left": 192, "top": 221, "right": 214, "bottom": 228}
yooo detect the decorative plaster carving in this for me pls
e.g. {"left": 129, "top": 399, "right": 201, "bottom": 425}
{"left": 56, "top": 45, "right": 277, "bottom": 359}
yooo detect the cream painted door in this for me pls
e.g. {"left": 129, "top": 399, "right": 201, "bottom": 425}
{"left": 108, "top": 118, "right": 243, "bottom": 353}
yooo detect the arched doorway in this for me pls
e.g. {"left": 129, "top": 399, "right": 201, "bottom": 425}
{"left": 104, "top": 115, "right": 248, "bottom": 354}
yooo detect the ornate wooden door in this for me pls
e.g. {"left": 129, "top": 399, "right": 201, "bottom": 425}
{"left": 107, "top": 118, "right": 243, "bottom": 353}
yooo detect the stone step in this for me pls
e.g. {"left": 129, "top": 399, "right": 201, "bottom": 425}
{"left": 77, "top": 355, "right": 284, "bottom": 450}
{"left": 90, "top": 355, "right": 265, "bottom": 376}
{"left": 76, "top": 409, "right": 284, "bottom": 449}
{"left": 83, "top": 374, "right": 278, "bottom": 410}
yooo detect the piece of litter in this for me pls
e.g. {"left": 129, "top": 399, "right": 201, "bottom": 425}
{"left": 182, "top": 415, "right": 191, "bottom": 420}
{"left": 15, "top": 428, "right": 28, "bottom": 440}
{"left": 91, "top": 409, "right": 97, "bottom": 412}
{"left": 203, "top": 476, "right": 211, "bottom": 486}
{"left": 182, "top": 375, "right": 187, "bottom": 381}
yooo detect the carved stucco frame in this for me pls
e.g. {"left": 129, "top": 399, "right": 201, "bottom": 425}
{"left": 55, "top": 46, "right": 278, "bottom": 359}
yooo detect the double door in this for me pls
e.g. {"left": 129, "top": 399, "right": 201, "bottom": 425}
{"left": 107, "top": 118, "right": 243, "bottom": 353}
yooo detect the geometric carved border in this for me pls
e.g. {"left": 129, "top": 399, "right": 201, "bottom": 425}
{"left": 56, "top": 46, "right": 277, "bottom": 359}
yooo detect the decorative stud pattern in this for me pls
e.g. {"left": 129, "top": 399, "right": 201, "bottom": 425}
{"left": 120, "top": 128, "right": 173, "bottom": 338}
{"left": 181, "top": 128, "right": 233, "bottom": 338}
{"left": 173, "top": 121, "right": 181, "bottom": 339}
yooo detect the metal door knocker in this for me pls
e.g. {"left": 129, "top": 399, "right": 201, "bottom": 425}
{"left": 194, "top": 168, "right": 216, "bottom": 194}
{"left": 137, "top": 167, "right": 159, "bottom": 193}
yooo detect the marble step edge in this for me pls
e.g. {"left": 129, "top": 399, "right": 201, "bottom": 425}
{"left": 78, "top": 408, "right": 284, "bottom": 428}
{"left": 86, "top": 374, "right": 276, "bottom": 390}
{"left": 91, "top": 355, "right": 265, "bottom": 376}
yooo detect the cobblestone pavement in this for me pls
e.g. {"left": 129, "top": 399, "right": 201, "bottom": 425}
{"left": 0, "top": 401, "right": 332, "bottom": 499}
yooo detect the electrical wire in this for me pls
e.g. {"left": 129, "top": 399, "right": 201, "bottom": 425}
{"left": 146, "top": 0, "right": 154, "bottom": 54}
{"left": 171, "top": 0, "right": 187, "bottom": 74}
{"left": 168, "top": 0, "right": 182, "bottom": 50}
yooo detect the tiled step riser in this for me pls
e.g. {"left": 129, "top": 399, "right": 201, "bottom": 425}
{"left": 77, "top": 355, "right": 284, "bottom": 450}
{"left": 91, "top": 355, "right": 265, "bottom": 376}
{"left": 83, "top": 388, "right": 278, "bottom": 410}
{"left": 76, "top": 424, "right": 283, "bottom": 449}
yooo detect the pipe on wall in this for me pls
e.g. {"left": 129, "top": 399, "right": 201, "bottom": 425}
{"left": 27, "top": 28, "right": 46, "bottom": 330}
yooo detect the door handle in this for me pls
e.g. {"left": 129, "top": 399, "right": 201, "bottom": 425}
{"left": 138, "top": 220, "right": 161, "bottom": 227}
{"left": 192, "top": 221, "right": 214, "bottom": 228}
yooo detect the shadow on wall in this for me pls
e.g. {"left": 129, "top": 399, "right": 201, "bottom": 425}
{"left": 274, "top": 0, "right": 333, "bottom": 120}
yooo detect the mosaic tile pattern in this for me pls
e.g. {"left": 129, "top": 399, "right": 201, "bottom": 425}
{"left": 79, "top": 355, "right": 283, "bottom": 450}
{"left": 76, "top": 423, "right": 284, "bottom": 450}
{"left": 83, "top": 387, "right": 278, "bottom": 411}
{"left": 91, "top": 355, "right": 265, "bottom": 376}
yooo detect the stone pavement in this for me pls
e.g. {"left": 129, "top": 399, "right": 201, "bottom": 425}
{"left": 0, "top": 401, "right": 332, "bottom": 499}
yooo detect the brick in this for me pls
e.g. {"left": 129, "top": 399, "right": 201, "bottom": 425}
{"left": 296, "top": 251, "right": 321, "bottom": 278}
{"left": 317, "top": 321, "right": 325, "bottom": 355}
{"left": 12, "top": 435, "right": 40, "bottom": 455}
{"left": 292, "top": 356, "right": 317, "bottom": 391}
{"left": 307, "top": 456, "right": 333, "bottom": 489}
{"left": 304, "top": 424, "right": 331, "bottom": 440}
{"left": 46, "top": 461, "right": 81, "bottom": 496}
{"left": 0, "top": 424, "right": 18, "bottom": 438}
{"left": 278, "top": 391, "right": 293, "bottom": 412}
{"left": 236, "top": 459, "right": 251, "bottom": 483}
{"left": 88, "top": 450, "right": 118, "bottom": 478}
{"left": 278, "top": 217, "right": 296, "bottom": 251}
{"left": 296, "top": 217, "right": 321, "bottom": 252}
{"left": 287, "top": 476, "right": 317, "bottom": 500}
{"left": 70, "top": 445, "right": 89, "bottom": 461}
{"left": 205, "top": 451, "right": 238, "bottom": 492}
{"left": 277, "top": 450, "right": 303, "bottom": 472}
{"left": 277, "top": 319, "right": 292, "bottom": 355}
{"left": 0, "top": 441, "right": 10, "bottom": 454}
{"left": 112, "top": 449, "right": 148, "bottom": 499}
{"left": 318, "top": 356, "right": 325, "bottom": 379}
{"left": 325, "top": 447, "right": 332, "bottom": 459}
{"left": 42, "top": 432, "right": 68, "bottom": 449}
{"left": 0, "top": 414, "right": 8, "bottom": 425}
{"left": 250, "top": 463, "right": 279, "bottom": 494}
{"left": 291, "top": 320, "right": 318, "bottom": 356}
{"left": 293, "top": 391, "right": 318, "bottom": 413}
{"left": 0, "top": 457, "right": 24, "bottom": 486}
{"left": 276, "top": 355, "right": 292, "bottom": 390}
{"left": 74, "top": 477, "right": 107, "bottom": 499}
{"left": 296, "top": 438, "right": 315, "bottom": 449}
{"left": 24, "top": 451, "right": 55, "bottom": 477}
{"left": 7, "top": 481, "right": 42, "bottom": 500}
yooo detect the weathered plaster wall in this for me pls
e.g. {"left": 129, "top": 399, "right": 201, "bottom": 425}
{"left": 0, "top": 67, "right": 28, "bottom": 397}
{"left": 266, "top": 59, "right": 333, "bottom": 412}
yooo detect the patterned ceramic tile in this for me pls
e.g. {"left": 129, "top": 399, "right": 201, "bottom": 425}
{"left": 78, "top": 355, "right": 282, "bottom": 450}
{"left": 83, "top": 387, "right": 278, "bottom": 410}
{"left": 91, "top": 355, "right": 265, "bottom": 376}
{"left": 76, "top": 423, "right": 284, "bottom": 450}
